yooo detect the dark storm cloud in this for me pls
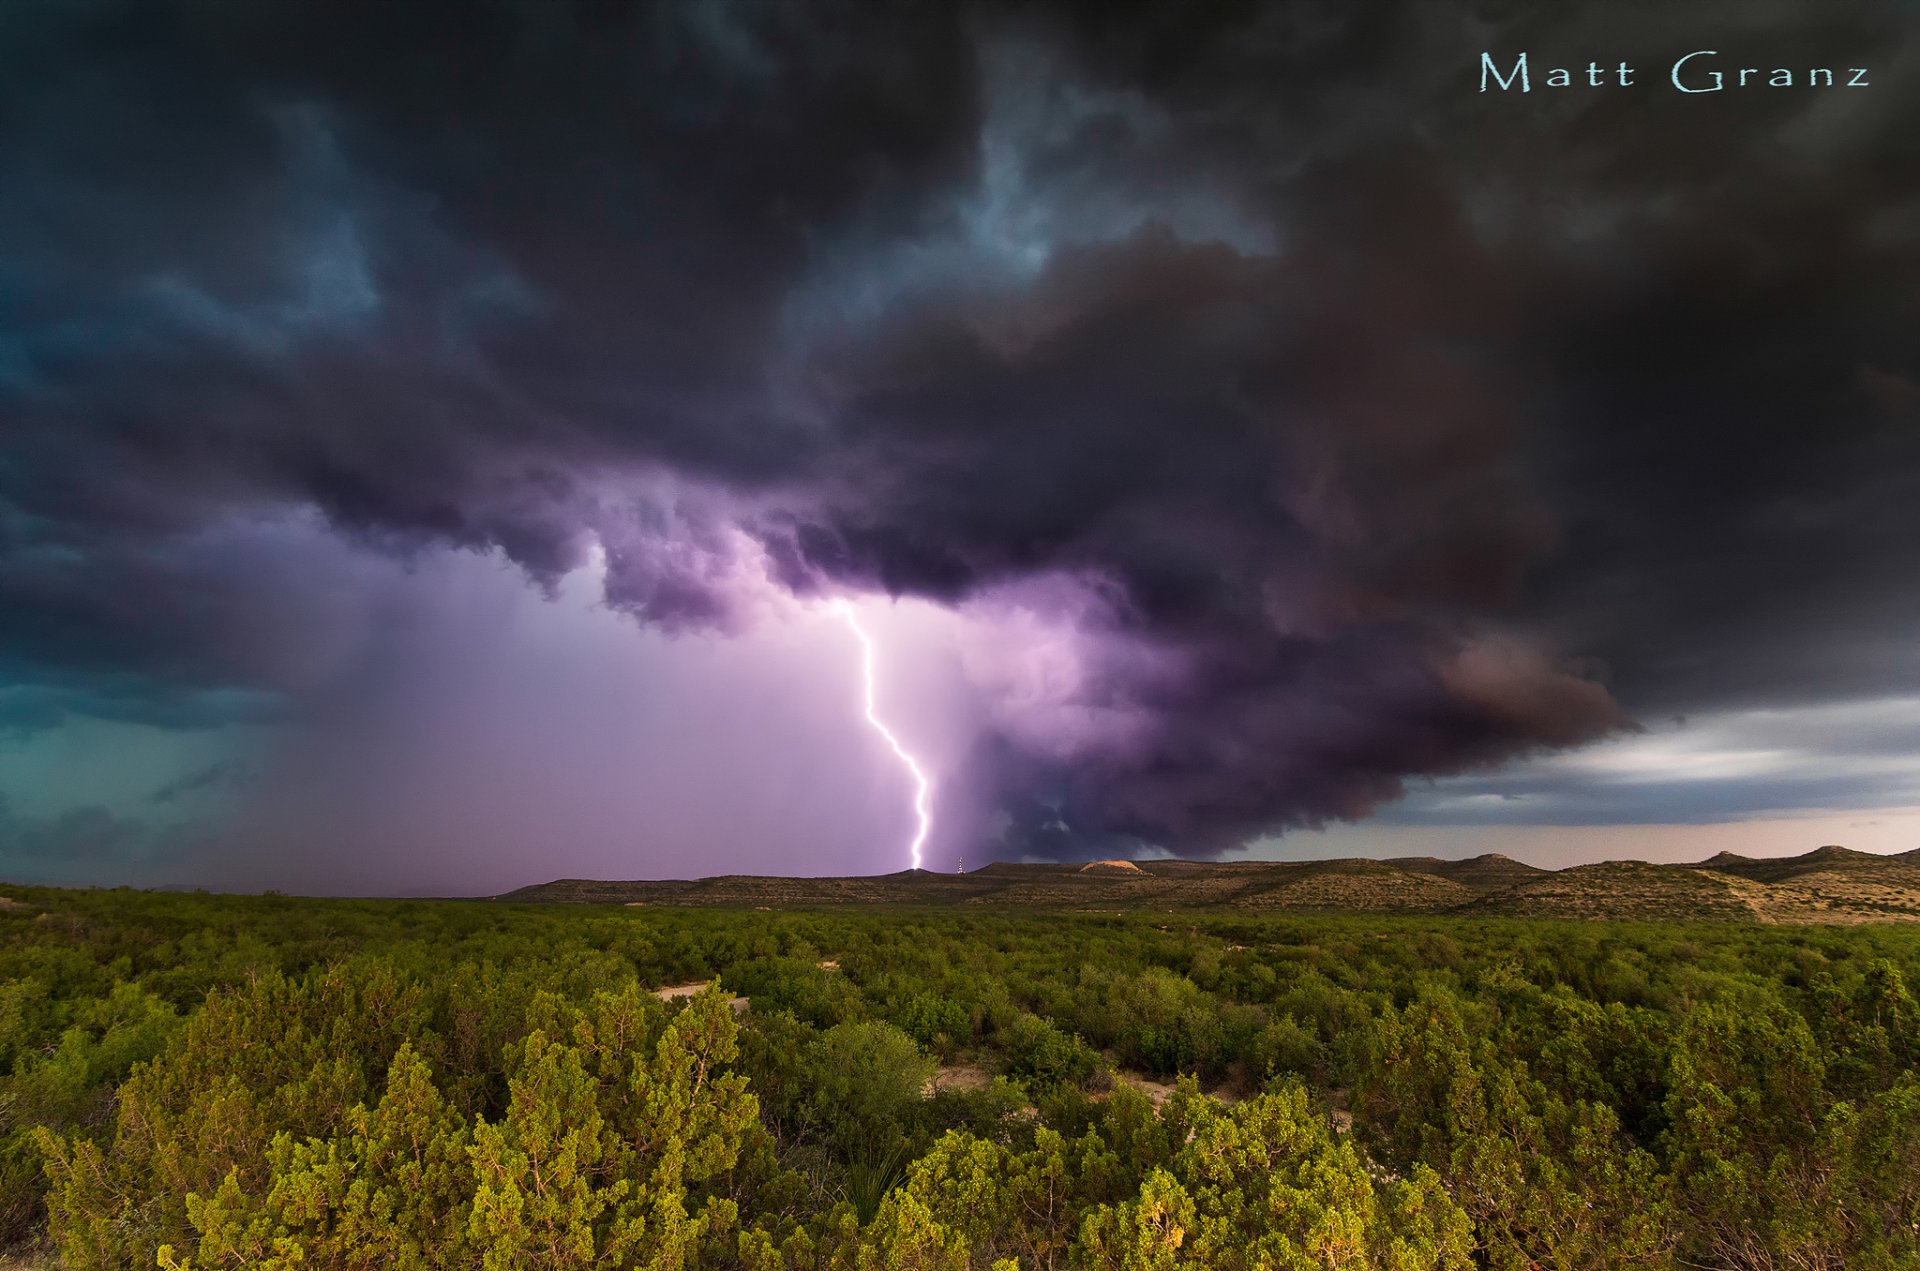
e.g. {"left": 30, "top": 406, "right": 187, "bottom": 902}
{"left": 0, "top": 794, "right": 207, "bottom": 880}
{"left": 2, "top": 0, "right": 1916, "bottom": 857}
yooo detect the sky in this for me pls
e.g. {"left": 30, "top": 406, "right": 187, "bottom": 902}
{"left": 1, "top": 0, "right": 1917, "bottom": 893}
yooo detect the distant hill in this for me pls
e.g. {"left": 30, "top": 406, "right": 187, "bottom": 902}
{"left": 498, "top": 845, "right": 1920, "bottom": 923}
{"left": 1676, "top": 845, "right": 1920, "bottom": 922}
{"left": 1389, "top": 853, "right": 1549, "bottom": 891}
{"left": 1690, "top": 844, "right": 1887, "bottom": 884}
{"left": 1465, "top": 860, "right": 1767, "bottom": 923}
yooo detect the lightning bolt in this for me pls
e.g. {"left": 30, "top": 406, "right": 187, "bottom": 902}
{"left": 830, "top": 599, "right": 934, "bottom": 870}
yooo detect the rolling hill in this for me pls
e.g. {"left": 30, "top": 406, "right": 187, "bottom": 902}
{"left": 498, "top": 845, "right": 1920, "bottom": 923}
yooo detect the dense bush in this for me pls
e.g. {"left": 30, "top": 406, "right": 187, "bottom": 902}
{"left": 2, "top": 885, "right": 1918, "bottom": 1267}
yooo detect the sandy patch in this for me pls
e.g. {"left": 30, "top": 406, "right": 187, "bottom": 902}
{"left": 924, "top": 1062, "right": 992, "bottom": 1096}
{"left": 654, "top": 983, "right": 749, "bottom": 1012}
{"left": 1115, "top": 1072, "right": 1179, "bottom": 1109}
{"left": 1327, "top": 1087, "right": 1354, "bottom": 1134}
{"left": 1095, "top": 1071, "right": 1247, "bottom": 1110}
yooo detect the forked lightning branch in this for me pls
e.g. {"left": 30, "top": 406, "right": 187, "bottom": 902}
{"left": 830, "top": 600, "right": 935, "bottom": 870}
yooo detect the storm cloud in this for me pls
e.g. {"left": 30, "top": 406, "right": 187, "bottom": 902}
{"left": 2, "top": 0, "right": 1916, "bottom": 871}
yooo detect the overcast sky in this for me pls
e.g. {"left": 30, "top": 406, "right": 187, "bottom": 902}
{"left": 2, "top": 0, "right": 1916, "bottom": 892}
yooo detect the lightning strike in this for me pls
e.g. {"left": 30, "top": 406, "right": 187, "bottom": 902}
{"left": 830, "top": 599, "right": 934, "bottom": 870}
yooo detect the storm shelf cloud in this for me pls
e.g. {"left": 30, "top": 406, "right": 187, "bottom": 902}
{"left": 1, "top": 0, "right": 1917, "bottom": 888}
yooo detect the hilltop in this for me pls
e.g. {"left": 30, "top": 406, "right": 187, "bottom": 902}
{"left": 499, "top": 845, "right": 1920, "bottom": 924}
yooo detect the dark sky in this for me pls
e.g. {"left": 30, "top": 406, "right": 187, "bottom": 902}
{"left": 2, "top": 0, "right": 1917, "bottom": 891}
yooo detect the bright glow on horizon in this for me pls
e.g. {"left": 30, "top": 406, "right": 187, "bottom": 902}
{"left": 830, "top": 599, "right": 935, "bottom": 870}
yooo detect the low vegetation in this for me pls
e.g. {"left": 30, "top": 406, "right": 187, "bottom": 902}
{"left": 2, "top": 882, "right": 1918, "bottom": 1268}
